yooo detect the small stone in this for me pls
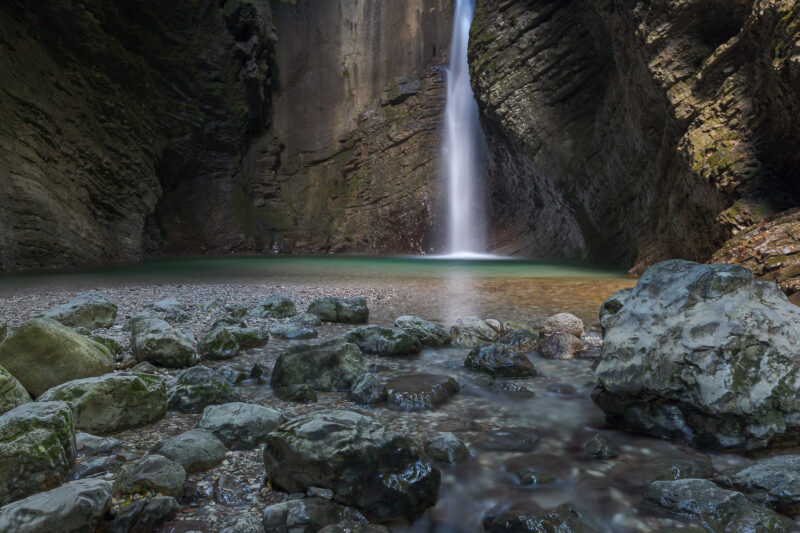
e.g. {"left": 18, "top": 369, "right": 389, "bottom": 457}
{"left": 129, "top": 317, "right": 197, "bottom": 368}
{"left": 197, "top": 402, "right": 286, "bottom": 450}
{"left": 107, "top": 495, "right": 178, "bottom": 533}
{"left": 270, "top": 338, "right": 365, "bottom": 392}
{"left": 262, "top": 497, "right": 365, "bottom": 533}
{"left": 582, "top": 434, "right": 618, "bottom": 459}
{"left": 70, "top": 454, "right": 124, "bottom": 480}
{"left": 425, "top": 433, "right": 469, "bottom": 464}
{"left": 496, "top": 382, "right": 534, "bottom": 397}
{"left": 496, "top": 329, "right": 538, "bottom": 351}
{"left": 0, "top": 365, "right": 30, "bottom": 416}
{"left": 151, "top": 298, "right": 189, "bottom": 322}
{"left": 726, "top": 455, "right": 800, "bottom": 513}
{"left": 538, "top": 332, "right": 583, "bottom": 360}
{"left": 216, "top": 364, "right": 248, "bottom": 385}
{"left": 270, "top": 322, "right": 318, "bottom": 340}
{"left": 472, "top": 427, "right": 540, "bottom": 452}
{"left": 547, "top": 383, "right": 577, "bottom": 395}
{"left": 449, "top": 317, "right": 499, "bottom": 347}
{"left": 117, "top": 454, "right": 186, "bottom": 498}
{"left": 150, "top": 429, "right": 227, "bottom": 473}
{"left": 484, "top": 502, "right": 603, "bottom": 533}
{"left": 385, "top": 373, "right": 459, "bottom": 411}
{"left": 307, "top": 297, "right": 369, "bottom": 324}
{"left": 349, "top": 373, "right": 385, "bottom": 405}
{"left": 220, "top": 513, "right": 263, "bottom": 533}
{"left": 292, "top": 313, "right": 323, "bottom": 327}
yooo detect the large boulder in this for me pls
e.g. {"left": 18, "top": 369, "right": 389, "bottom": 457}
{"left": 270, "top": 338, "right": 365, "bottom": 392}
{"left": 0, "top": 365, "right": 29, "bottom": 415}
{"left": 263, "top": 410, "right": 440, "bottom": 522}
{"left": 167, "top": 366, "right": 240, "bottom": 413}
{"left": 593, "top": 260, "right": 800, "bottom": 451}
{"left": 197, "top": 402, "right": 286, "bottom": 450}
{"left": 150, "top": 429, "right": 226, "bottom": 473}
{"left": 37, "top": 373, "right": 166, "bottom": 434}
{"left": 464, "top": 344, "right": 537, "bottom": 378}
{"left": 307, "top": 297, "right": 369, "bottom": 324}
{"left": 129, "top": 317, "right": 198, "bottom": 368}
{"left": 643, "top": 478, "right": 792, "bottom": 532}
{"left": 0, "top": 318, "right": 112, "bottom": 397}
{"left": 117, "top": 454, "right": 186, "bottom": 498}
{"left": 393, "top": 316, "right": 451, "bottom": 347}
{"left": 40, "top": 292, "right": 117, "bottom": 330}
{"left": 251, "top": 294, "right": 297, "bottom": 319}
{"left": 0, "top": 478, "right": 112, "bottom": 533}
{"left": 449, "top": 317, "right": 498, "bottom": 347}
{"left": 0, "top": 401, "right": 76, "bottom": 505}
{"left": 344, "top": 325, "right": 421, "bottom": 356}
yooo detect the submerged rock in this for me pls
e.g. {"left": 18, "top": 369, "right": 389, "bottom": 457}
{"left": 199, "top": 322, "right": 267, "bottom": 360}
{"left": 0, "top": 365, "right": 29, "bottom": 415}
{"left": 725, "top": 455, "right": 800, "bottom": 514}
{"left": 251, "top": 294, "right": 297, "bottom": 319}
{"left": 385, "top": 373, "right": 459, "bottom": 411}
{"left": 38, "top": 372, "right": 166, "bottom": 434}
{"left": 643, "top": 478, "right": 792, "bottom": 532}
{"left": 0, "top": 401, "right": 76, "bottom": 505}
{"left": 117, "top": 454, "right": 186, "bottom": 498}
{"left": 496, "top": 329, "right": 538, "bottom": 352}
{"left": 344, "top": 325, "right": 421, "bottom": 355}
{"left": 307, "top": 297, "right": 369, "bottom": 324}
{"left": 484, "top": 502, "right": 603, "bottom": 533}
{"left": 167, "top": 366, "right": 240, "bottom": 413}
{"left": 593, "top": 260, "right": 800, "bottom": 450}
{"left": 394, "top": 316, "right": 451, "bottom": 347}
{"left": 271, "top": 338, "right": 365, "bottom": 392}
{"left": 40, "top": 292, "right": 117, "bottom": 330}
{"left": 449, "top": 317, "right": 499, "bottom": 347}
{"left": 263, "top": 410, "right": 440, "bottom": 522}
{"left": 349, "top": 373, "right": 386, "bottom": 405}
{"left": 464, "top": 344, "right": 537, "bottom": 378}
{"left": 151, "top": 428, "right": 226, "bottom": 473}
{"left": 538, "top": 332, "right": 583, "bottom": 360}
{"left": 129, "top": 317, "right": 198, "bottom": 368}
{"left": 262, "top": 497, "right": 366, "bottom": 533}
{"left": 197, "top": 402, "right": 286, "bottom": 450}
{"left": 0, "top": 318, "right": 113, "bottom": 396}
{"left": 0, "top": 478, "right": 112, "bottom": 533}
{"left": 425, "top": 433, "right": 469, "bottom": 464}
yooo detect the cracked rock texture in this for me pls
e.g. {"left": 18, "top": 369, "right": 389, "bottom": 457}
{"left": 469, "top": 0, "right": 800, "bottom": 275}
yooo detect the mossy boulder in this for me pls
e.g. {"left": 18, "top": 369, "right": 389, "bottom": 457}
{"left": 37, "top": 372, "right": 166, "bottom": 434}
{"left": 250, "top": 294, "right": 297, "bottom": 319}
{"left": 449, "top": 317, "right": 498, "bottom": 347}
{"left": 167, "top": 366, "right": 240, "bottom": 413}
{"left": 269, "top": 321, "right": 318, "bottom": 340}
{"left": 0, "top": 318, "right": 113, "bottom": 397}
{"left": 464, "top": 344, "right": 537, "bottom": 378}
{"left": 384, "top": 373, "right": 460, "bottom": 411}
{"left": 0, "top": 401, "right": 76, "bottom": 505}
{"left": 129, "top": 317, "right": 198, "bottom": 368}
{"left": 594, "top": 260, "right": 800, "bottom": 450}
{"left": 270, "top": 338, "right": 365, "bottom": 392}
{"left": 263, "top": 410, "right": 440, "bottom": 522}
{"left": 343, "top": 325, "right": 421, "bottom": 355}
{"left": 307, "top": 297, "right": 369, "bottom": 324}
{"left": 0, "top": 319, "right": 6, "bottom": 343}
{"left": 199, "top": 323, "right": 267, "bottom": 360}
{"left": 150, "top": 298, "right": 188, "bottom": 322}
{"left": 0, "top": 365, "right": 30, "bottom": 415}
{"left": 40, "top": 292, "right": 117, "bottom": 330}
{"left": 393, "top": 316, "right": 451, "bottom": 347}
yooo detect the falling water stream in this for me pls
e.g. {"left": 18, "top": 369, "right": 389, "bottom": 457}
{"left": 444, "top": 0, "right": 487, "bottom": 257}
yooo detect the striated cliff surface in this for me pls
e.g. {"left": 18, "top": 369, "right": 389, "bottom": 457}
{"left": 469, "top": 0, "right": 800, "bottom": 272}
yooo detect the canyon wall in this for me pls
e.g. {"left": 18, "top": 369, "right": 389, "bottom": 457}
{"left": 470, "top": 0, "right": 800, "bottom": 281}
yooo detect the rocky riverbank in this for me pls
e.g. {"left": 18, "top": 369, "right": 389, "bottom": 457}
{"left": 1, "top": 263, "right": 800, "bottom": 531}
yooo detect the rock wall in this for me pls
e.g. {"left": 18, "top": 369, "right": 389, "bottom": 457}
{"left": 469, "top": 0, "right": 800, "bottom": 270}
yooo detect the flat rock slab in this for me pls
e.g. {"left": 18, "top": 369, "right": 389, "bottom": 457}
{"left": 471, "top": 427, "right": 540, "bottom": 452}
{"left": 385, "top": 373, "right": 460, "bottom": 411}
{"left": 393, "top": 316, "right": 451, "bottom": 347}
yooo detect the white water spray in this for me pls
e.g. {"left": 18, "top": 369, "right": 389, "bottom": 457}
{"left": 443, "top": 0, "right": 487, "bottom": 257}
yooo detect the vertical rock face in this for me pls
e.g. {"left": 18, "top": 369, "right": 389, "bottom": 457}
{"left": 469, "top": 0, "right": 800, "bottom": 270}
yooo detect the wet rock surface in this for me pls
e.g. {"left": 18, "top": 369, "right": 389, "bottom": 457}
{"left": 197, "top": 402, "right": 286, "bottom": 450}
{"left": 349, "top": 373, "right": 386, "bottom": 405}
{"left": 464, "top": 344, "right": 537, "bottom": 378}
{"left": 344, "top": 325, "right": 421, "bottom": 355}
{"left": 117, "top": 454, "right": 186, "bottom": 498}
{"left": 385, "top": 373, "right": 460, "bottom": 411}
{"left": 129, "top": 317, "right": 198, "bottom": 368}
{"left": 450, "top": 317, "right": 499, "bottom": 347}
{"left": 425, "top": 433, "right": 469, "bottom": 464}
{"left": 307, "top": 297, "right": 369, "bottom": 324}
{"left": 251, "top": 295, "right": 297, "bottom": 319}
{"left": 40, "top": 292, "right": 118, "bottom": 330}
{"left": 271, "top": 338, "right": 365, "bottom": 392}
{"left": 394, "top": 316, "right": 451, "bottom": 347}
{"left": 262, "top": 497, "right": 366, "bottom": 533}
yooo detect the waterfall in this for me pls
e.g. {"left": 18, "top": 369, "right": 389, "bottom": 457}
{"left": 443, "top": 0, "right": 487, "bottom": 256}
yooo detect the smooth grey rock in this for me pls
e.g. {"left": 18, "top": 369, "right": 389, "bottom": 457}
{"left": 270, "top": 338, "right": 365, "bottom": 391}
{"left": 538, "top": 332, "right": 583, "bottom": 360}
{"left": 0, "top": 401, "right": 76, "bottom": 505}
{"left": 167, "top": 366, "right": 240, "bottom": 413}
{"left": 643, "top": 478, "right": 792, "bottom": 532}
{"left": 539, "top": 312, "right": 584, "bottom": 338}
{"left": 344, "top": 325, "right": 421, "bottom": 355}
{"left": 726, "top": 455, "right": 800, "bottom": 513}
{"left": 0, "top": 364, "right": 29, "bottom": 415}
{"left": 41, "top": 292, "right": 117, "bottom": 330}
{"left": 349, "top": 373, "right": 385, "bottom": 405}
{"left": 270, "top": 322, "right": 318, "bottom": 340}
{"left": 117, "top": 454, "right": 186, "bottom": 498}
{"left": 307, "top": 297, "right": 369, "bottom": 324}
{"left": 464, "top": 344, "right": 537, "bottom": 378}
{"left": 130, "top": 317, "right": 198, "bottom": 368}
{"left": 484, "top": 502, "right": 603, "bottom": 533}
{"left": 197, "top": 402, "right": 286, "bottom": 450}
{"left": 151, "top": 298, "right": 188, "bottom": 322}
{"left": 107, "top": 495, "right": 178, "bottom": 533}
{"left": 263, "top": 410, "right": 440, "bottom": 521}
{"left": 38, "top": 372, "right": 166, "bottom": 434}
{"left": 449, "top": 317, "right": 498, "bottom": 347}
{"left": 76, "top": 433, "right": 122, "bottom": 456}
{"left": 425, "top": 433, "right": 469, "bottom": 464}
{"left": 251, "top": 294, "right": 297, "bottom": 319}
{"left": 393, "top": 316, "right": 451, "bottom": 347}
{"left": 472, "top": 427, "right": 540, "bottom": 452}
{"left": 262, "top": 497, "right": 365, "bottom": 533}
{"left": 151, "top": 428, "right": 226, "bottom": 473}
{"left": 385, "top": 373, "right": 459, "bottom": 411}
{"left": 0, "top": 478, "right": 112, "bottom": 533}
{"left": 0, "top": 318, "right": 113, "bottom": 396}
{"left": 594, "top": 260, "right": 800, "bottom": 450}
